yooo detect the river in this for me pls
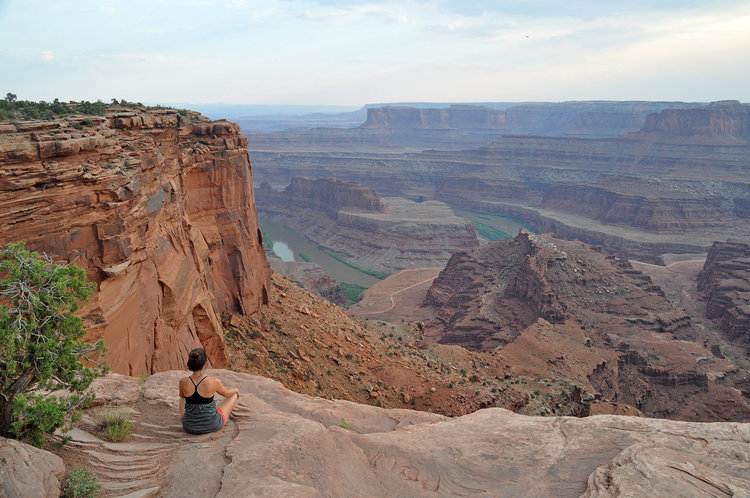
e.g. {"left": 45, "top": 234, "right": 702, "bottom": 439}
{"left": 260, "top": 208, "right": 534, "bottom": 288}
{"left": 259, "top": 217, "right": 379, "bottom": 287}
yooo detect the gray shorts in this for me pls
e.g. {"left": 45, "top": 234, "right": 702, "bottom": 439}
{"left": 182, "top": 401, "right": 225, "bottom": 434}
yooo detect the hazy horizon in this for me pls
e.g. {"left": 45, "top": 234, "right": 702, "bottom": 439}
{"left": 1, "top": 1, "right": 749, "bottom": 105}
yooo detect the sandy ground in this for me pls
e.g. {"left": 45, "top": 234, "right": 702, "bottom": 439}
{"left": 348, "top": 268, "right": 442, "bottom": 322}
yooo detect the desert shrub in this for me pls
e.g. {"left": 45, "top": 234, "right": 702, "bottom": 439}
{"left": 0, "top": 242, "right": 106, "bottom": 447}
{"left": 340, "top": 282, "right": 367, "bottom": 303}
{"left": 63, "top": 466, "right": 100, "bottom": 498}
{"left": 94, "top": 406, "right": 134, "bottom": 442}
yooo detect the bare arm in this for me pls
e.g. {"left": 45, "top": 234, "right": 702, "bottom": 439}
{"left": 213, "top": 378, "right": 240, "bottom": 398}
{"left": 178, "top": 379, "right": 186, "bottom": 417}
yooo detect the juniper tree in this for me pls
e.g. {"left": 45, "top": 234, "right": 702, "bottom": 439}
{"left": 0, "top": 242, "right": 106, "bottom": 446}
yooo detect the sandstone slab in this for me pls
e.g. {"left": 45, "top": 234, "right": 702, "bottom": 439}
{"left": 0, "top": 437, "right": 65, "bottom": 498}
{"left": 54, "top": 371, "right": 750, "bottom": 497}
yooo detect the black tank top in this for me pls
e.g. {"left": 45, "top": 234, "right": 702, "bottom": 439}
{"left": 186, "top": 376, "right": 214, "bottom": 404}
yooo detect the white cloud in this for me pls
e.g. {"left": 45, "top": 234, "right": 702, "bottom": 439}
{"left": 40, "top": 50, "right": 54, "bottom": 61}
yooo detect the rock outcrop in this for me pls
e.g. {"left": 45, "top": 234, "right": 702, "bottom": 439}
{"left": 698, "top": 239, "right": 750, "bottom": 341}
{"left": 0, "top": 108, "right": 271, "bottom": 375}
{"left": 423, "top": 232, "right": 750, "bottom": 421}
{"left": 362, "top": 104, "right": 506, "bottom": 130}
{"left": 0, "top": 436, "right": 65, "bottom": 497}
{"left": 634, "top": 100, "right": 750, "bottom": 144}
{"left": 257, "top": 178, "right": 478, "bottom": 273}
{"left": 269, "top": 258, "right": 348, "bottom": 306}
{"left": 540, "top": 180, "right": 726, "bottom": 232}
{"left": 19, "top": 371, "right": 750, "bottom": 497}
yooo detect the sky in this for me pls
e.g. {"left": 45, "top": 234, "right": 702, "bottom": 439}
{"left": 1, "top": 0, "right": 749, "bottom": 106}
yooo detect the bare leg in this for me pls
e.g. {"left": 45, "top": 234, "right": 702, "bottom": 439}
{"left": 218, "top": 393, "right": 239, "bottom": 420}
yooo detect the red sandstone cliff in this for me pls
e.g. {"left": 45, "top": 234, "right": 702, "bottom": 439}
{"left": 0, "top": 107, "right": 271, "bottom": 375}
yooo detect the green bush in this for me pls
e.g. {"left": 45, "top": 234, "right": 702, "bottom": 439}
{"left": 63, "top": 466, "right": 100, "bottom": 498}
{"left": 94, "top": 406, "right": 134, "bottom": 442}
{"left": 340, "top": 282, "right": 368, "bottom": 303}
{"left": 0, "top": 242, "right": 106, "bottom": 447}
{"left": 470, "top": 220, "right": 511, "bottom": 241}
{"left": 323, "top": 251, "right": 390, "bottom": 280}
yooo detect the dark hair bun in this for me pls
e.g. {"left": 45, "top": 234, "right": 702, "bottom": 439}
{"left": 187, "top": 347, "right": 207, "bottom": 371}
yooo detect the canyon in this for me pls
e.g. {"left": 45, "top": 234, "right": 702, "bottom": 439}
{"left": 422, "top": 231, "right": 750, "bottom": 421}
{"left": 3, "top": 101, "right": 750, "bottom": 496}
{"left": 257, "top": 177, "right": 478, "bottom": 275}
{"left": 250, "top": 101, "right": 750, "bottom": 263}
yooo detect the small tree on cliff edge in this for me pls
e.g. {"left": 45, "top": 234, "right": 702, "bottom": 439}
{"left": 0, "top": 242, "right": 107, "bottom": 446}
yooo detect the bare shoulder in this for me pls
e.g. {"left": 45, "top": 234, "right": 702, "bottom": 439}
{"left": 207, "top": 376, "right": 224, "bottom": 388}
{"left": 178, "top": 376, "right": 190, "bottom": 395}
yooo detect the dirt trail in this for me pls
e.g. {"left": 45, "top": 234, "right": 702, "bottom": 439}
{"left": 349, "top": 268, "right": 442, "bottom": 318}
{"left": 630, "top": 259, "right": 705, "bottom": 272}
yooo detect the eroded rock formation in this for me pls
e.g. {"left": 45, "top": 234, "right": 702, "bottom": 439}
{"left": 16, "top": 371, "right": 750, "bottom": 497}
{"left": 250, "top": 102, "right": 750, "bottom": 262}
{"left": 362, "top": 104, "right": 506, "bottom": 130}
{"left": 634, "top": 100, "right": 750, "bottom": 144}
{"left": 423, "top": 232, "right": 750, "bottom": 421}
{"left": 257, "top": 177, "right": 478, "bottom": 273}
{"left": 698, "top": 239, "right": 750, "bottom": 342}
{"left": 0, "top": 108, "right": 270, "bottom": 375}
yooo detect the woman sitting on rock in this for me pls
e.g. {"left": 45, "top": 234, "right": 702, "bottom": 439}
{"left": 179, "top": 348, "right": 240, "bottom": 434}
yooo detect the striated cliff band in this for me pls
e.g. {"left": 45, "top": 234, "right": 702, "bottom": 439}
{"left": 423, "top": 231, "right": 750, "bottom": 421}
{"left": 0, "top": 105, "right": 271, "bottom": 375}
{"left": 699, "top": 239, "right": 750, "bottom": 342}
{"left": 250, "top": 101, "right": 750, "bottom": 262}
{"left": 257, "top": 177, "right": 478, "bottom": 274}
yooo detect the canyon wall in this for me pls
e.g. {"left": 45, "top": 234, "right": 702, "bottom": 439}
{"left": 257, "top": 177, "right": 478, "bottom": 273}
{"left": 698, "top": 239, "right": 750, "bottom": 342}
{"left": 637, "top": 100, "right": 750, "bottom": 144}
{"left": 362, "top": 104, "right": 506, "bottom": 130}
{"left": 250, "top": 102, "right": 750, "bottom": 261}
{"left": 423, "top": 232, "right": 750, "bottom": 421}
{"left": 540, "top": 183, "right": 726, "bottom": 231}
{"left": 0, "top": 108, "right": 271, "bottom": 375}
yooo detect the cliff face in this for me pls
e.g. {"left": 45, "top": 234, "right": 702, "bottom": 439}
{"left": 638, "top": 101, "right": 750, "bottom": 144}
{"left": 541, "top": 183, "right": 726, "bottom": 231}
{"left": 0, "top": 108, "right": 270, "bottom": 375}
{"left": 267, "top": 176, "right": 384, "bottom": 218}
{"left": 698, "top": 239, "right": 750, "bottom": 341}
{"left": 362, "top": 105, "right": 506, "bottom": 130}
{"left": 423, "top": 232, "right": 750, "bottom": 421}
{"left": 257, "top": 178, "right": 478, "bottom": 273}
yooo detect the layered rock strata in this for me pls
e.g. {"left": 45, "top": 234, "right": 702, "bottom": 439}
{"left": 257, "top": 178, "right": 478, "bottom": 273}
{"left": 0, "top": 108, "right": 270, "bottom": 375}
{"left": 16, "top": 371, "right": 750, "bottom": 497}
{"left": 250, "top": 102, "right": 750, "bottom": 262}
{"left": 698, "top": 239, "right": 750, "bottom": 342}
{"left": 633, "top": 100, "right": 750, "bottom": 144}
{"left": 362, "top": 104, "right": 506, "bottom": 130}
{"left": 423, "top": 232, "right": 750, "bottom": 421}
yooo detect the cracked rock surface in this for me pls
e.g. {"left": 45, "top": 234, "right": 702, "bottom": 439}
{"left": 23, "top": 371, "right": 746, "bottom": 497}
